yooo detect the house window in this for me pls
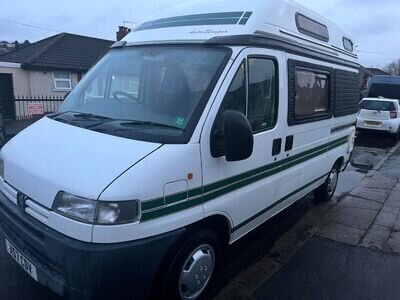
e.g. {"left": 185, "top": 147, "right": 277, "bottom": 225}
{"left": 53, "top": 72, "right": 72, "bottom": 90}
{"left": 294, "top": 68, "right": 329, "bottom": 118}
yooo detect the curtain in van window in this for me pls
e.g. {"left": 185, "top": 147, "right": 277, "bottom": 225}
{"left": 295, "top": 69, "right": 329, "bottom": 118}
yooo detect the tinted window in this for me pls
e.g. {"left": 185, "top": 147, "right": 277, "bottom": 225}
{"left": 296, "top": 13, "right": 329, "bottom": 42}
{"left": 367, "top": 83, "right": 400, "bottom": 100}
{"left": 219, "top": 58, "right": 278, "bottom": 133}
{"left": 295, "top": 69, "right": 329, "bottom": 118}
{"left": 220, "top": 61, "right": 246, "bottom": 115}
{"left": 360, "top": 100, "right": 395, "bottom": 111}
{"left": 248, "top": 58, "right": 277, "bottom": 132}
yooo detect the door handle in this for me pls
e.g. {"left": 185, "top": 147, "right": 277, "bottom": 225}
{"left": 272, "top": 138, "right": 282, "bottom": 156}
{"left": 285, "top": 135, "right": 294, "bottom": 152}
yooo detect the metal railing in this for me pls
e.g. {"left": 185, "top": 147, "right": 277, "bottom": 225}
{"left": 2, "top": 95, "right": 65, "bottom": 142}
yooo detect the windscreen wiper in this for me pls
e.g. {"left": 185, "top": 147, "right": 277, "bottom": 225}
{"left": 118, "top": 120, "right": 185, "bottom": 131}
{"left": 49, "top": 111, "right": 112, "bottom": 120}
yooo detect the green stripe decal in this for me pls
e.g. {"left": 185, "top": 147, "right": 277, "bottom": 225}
{"left": 135, "top": 11, "right": 253, "bottom": 32}
{"left": 232, "top": 173, "right": 329, "bottom": 232}
{"left": 140, "top": 136, "right": 348, "bottom": 222}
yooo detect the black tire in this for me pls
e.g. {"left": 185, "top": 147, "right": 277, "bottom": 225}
{"left": 314, "top": 163, "right": 340, "bottom": 202}
{"left": 160, "top": 229, "right": 222, "bottom": 300}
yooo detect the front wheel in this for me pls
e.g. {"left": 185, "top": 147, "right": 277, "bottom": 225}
{"left": 314, "top": 164, "right": 340, "bottom": 202}
{"left": 162, "top": 229, "right": 221, "bottom": 300}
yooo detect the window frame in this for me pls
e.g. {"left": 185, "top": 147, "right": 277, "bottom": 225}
{"left": 53, "top": 71, "right": 72, "bottom": 91}
{"left": 247, "top": 55, "right": 280, "bottom": 134}
{"left": 214, "top": 55, "right": 279, "bottom": 135}
{"left": 295, "top": 13, "right": 330, "bottom": 42}
{"left": 343, "top": 37, "right": 354, "bottom": 52}
{"left": 288, "top": 60, "right": 334, "bottom": 126}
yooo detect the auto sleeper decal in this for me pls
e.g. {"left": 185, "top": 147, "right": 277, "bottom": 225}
{"left": 140, "top": 135, "right": 349, "bottom": 221}
{"left": 134, "top": 12, "right": 254, "bottom": 32}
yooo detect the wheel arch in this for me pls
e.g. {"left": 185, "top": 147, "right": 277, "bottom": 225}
{"left": 335, "top": 156, "right": 345, "bottom": 171}
{"left": 149, "top": 213, "right": 232, "bottom": 298}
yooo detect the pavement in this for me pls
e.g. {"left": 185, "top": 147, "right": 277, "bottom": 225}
{"left": 216, "top": 141, "right": 400, "bottom": 300}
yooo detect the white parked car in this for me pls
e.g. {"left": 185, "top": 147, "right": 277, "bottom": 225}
{"left": 356, "top": 98, "right": 400, "bottom": 142}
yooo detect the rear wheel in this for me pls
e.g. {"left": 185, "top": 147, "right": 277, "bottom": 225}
{"left": 162, "top": 229, "right": 221, "bottom": 300}
{"left": 314, "top": 163, "right": 340, "bottom": 202}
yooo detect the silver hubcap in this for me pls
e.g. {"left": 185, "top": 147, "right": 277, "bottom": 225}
{"left": 327, "top": 168, "right": 338, "bottom": 196}
{"left": 179, "top": 244, "right": 215, "bottom": 300}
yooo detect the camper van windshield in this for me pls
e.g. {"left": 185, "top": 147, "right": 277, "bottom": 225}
{"left": 367, "top": 83, "right": 400, "bottom": 100}
{"left": 53, "top": 46, "right": 229, "bottom": 143}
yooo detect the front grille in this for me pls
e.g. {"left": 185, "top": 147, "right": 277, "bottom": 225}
{"left": 0, "top": 179, "right": 50, "bottom": 225}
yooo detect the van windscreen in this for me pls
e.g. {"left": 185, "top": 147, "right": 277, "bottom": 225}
{"left": 54, "top": 46, "right": 230, "bottom": 143}
{"left": 367, "top": 83, "right": 400, "bottom": 100}
{"left": 360, "top": 100, "right": 395, "bottom": 111}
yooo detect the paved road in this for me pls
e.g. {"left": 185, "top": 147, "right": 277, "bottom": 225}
{"left": 0, "top": 135, "right": 394, "bottom": 300}
{"left": 252, "top": 237, "right": 400, "bottom": 300}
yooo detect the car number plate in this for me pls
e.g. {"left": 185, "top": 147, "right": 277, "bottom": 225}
{"left": 5, "top": 239, "right": 38, "bottom": 281}
{"left": 365, "top": 121, "right": 382, "bottom": 126}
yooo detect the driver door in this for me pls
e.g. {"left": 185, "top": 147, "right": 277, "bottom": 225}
{"left": 201, "top": 48, "right": 285, "bottom": 241}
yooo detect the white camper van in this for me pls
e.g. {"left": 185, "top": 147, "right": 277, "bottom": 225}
{"left": 0, "top": 0, "right": 359, "bottom": 299}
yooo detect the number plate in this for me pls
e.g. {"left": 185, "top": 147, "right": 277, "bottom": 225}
{"left": 365, "top": 121, "right": 382, "bottom": 126}
{"left": 5, "top": 239, "right": 38, "bottom": 281}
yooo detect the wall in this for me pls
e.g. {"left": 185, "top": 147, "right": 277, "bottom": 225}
{"left": 0, "top": 64, "right": 30, "bottom": 96}
{"left": 28, "top": 71, "right": 79, "bottom": 96}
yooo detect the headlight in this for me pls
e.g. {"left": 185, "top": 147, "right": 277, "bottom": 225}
{"left": 53, "top": 193, "right": 97, "bottom": 223}
{"left": 97, "top": 201, "right": 140, "bottom": 224}
{"left": 53, "top": 192, "right": 140, "bottom": 224}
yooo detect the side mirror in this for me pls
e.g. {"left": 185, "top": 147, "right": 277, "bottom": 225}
{"left": 211, "top": 110, "right": 254, "bottom": 162}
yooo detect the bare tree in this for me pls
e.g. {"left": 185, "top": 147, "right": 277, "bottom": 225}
{"left": 384, "top": 59, "right": 400, "bottom": 76}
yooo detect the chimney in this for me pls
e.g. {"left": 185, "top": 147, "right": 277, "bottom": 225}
{"left": 116, "top": 26, "right": 131, "bottom": 41}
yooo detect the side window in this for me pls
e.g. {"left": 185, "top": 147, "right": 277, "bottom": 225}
{"left": 248, "top": 58, "right": 277, "bottom": 132}
{"left": 218, "top": 58, "right": 278, "bottom": 133}
{"left": 220, "top": 61, "right": 246, "bottom": 115}
{"left": 294, "top": 68, "right": 329, "bottom": 118}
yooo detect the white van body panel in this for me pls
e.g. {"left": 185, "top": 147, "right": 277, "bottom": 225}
{"left": 1, "top": 117, "right": 161, "bottom": 208}
{"left": 95, "top": 144, "right": 203, "bottom": 243}
{"left": 125, "top": 0, "right": 357, "bottom": 64}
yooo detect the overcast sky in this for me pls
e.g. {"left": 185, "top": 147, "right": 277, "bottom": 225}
{"left": 1, "top": 0, "right": 400, "bottom": 67}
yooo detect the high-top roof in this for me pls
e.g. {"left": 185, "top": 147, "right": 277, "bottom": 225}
{"left": 125, "top": 0, "right": 357, "bottom": 64}
{"left": 0, "top": 33, "right": 113, "bottom": 72}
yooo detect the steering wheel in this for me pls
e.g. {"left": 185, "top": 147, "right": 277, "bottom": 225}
{"left": 113, "top": 91, "right": 139, "bottom": 104}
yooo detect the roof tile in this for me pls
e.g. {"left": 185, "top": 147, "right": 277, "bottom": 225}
{"left": 0, "top": 33, "right": 113, "bottom": 71}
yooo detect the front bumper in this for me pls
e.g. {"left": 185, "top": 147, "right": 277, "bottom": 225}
{"left": 0, "top": 191, "right": 185, "bottom": 300}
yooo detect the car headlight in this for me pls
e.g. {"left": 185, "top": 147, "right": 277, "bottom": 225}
{"left": 53, "top": 192, "right": 140, "bottom": 224}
